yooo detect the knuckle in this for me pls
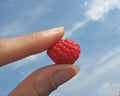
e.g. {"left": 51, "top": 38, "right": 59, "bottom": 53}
{"left": 0, "top": 39, "right": 3, "bottom": 47}
{"left": 0, "top": 39, "right": 4, "bottom": 52}
{"left": 49, "top": 78, "right": 58, "bottom": 91}
{"left": 28, "top": 32, "right": 41, "bottom": 41}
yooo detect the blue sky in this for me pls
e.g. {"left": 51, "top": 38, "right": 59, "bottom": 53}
{"left": 0, "top": 0, "right": 120, "bottom": 96}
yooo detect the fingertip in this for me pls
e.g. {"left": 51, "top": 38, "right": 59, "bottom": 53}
{"left": 50, "top": 64, "right": 79, "bottom": 87}
{"left": 41, "top": 27, "right": 64, "bottom": 42}
{"left": 72, "top": 65, "right": 80, "bottom": 74}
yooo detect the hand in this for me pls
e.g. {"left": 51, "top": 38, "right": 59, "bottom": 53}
{"left": 0, "top": 27, "right": 79, "bottom": 96}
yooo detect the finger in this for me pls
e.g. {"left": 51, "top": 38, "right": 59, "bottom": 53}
{"left": 9, "top": 64, "right": 80, "bottom": 96}
{"left": 0, "top": 27, "right": 64, "bottom": 66}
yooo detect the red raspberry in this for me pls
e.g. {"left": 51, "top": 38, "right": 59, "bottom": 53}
{"left": 47, "top": 39, "right": 80, "bottom": 64}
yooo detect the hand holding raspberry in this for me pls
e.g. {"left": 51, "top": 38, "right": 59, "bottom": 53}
{"left": 1, "top": 27, "right": 80, "bottom": 96}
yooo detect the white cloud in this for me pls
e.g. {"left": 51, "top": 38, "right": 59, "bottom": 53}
{"left": 29, "top": 55, "right": 39, "bottom": 61}
{"left": 97, "top": 47, "right": 120, "bottom": 65}
{"left": 64, "top": 20, "right": 88, "bottom": 38}
{"left": 98, "top": 83, "right": 120, "bottom": 96}
{"left": 117, "top": 27, "right": 120, "bottom": 34}
{"left": 64, "top": 0, "right": 120, "bottom": 38}
{"left": 85, "top": 0, "right": 120, "bottom": 21}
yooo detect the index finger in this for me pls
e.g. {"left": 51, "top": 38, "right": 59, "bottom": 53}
{"left": 0, "top": 27, "right": 64, "bottom": 66}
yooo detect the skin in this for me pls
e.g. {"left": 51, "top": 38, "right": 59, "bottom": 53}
{"left": 0, "top": 27, "right": 79, "bottom": 96}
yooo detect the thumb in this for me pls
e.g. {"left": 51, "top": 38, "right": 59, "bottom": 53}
{"left": 9, "top": 64, "right": 79, "bottom": 96}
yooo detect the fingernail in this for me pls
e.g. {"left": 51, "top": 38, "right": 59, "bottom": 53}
{"left": 49, "top": 27, "right": 64, "bottom": 33}
{"left": 42, "top": 27, "right": 64, "bottom": 39}
{"left": 52, "top": 65, "right": 80, "bottom": 86}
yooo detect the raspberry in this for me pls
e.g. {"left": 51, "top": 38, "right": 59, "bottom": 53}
{"left": 47, "top": 39, "right": 80, "bottom": 64}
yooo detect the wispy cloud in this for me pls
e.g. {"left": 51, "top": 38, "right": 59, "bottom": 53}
{"left": 85, "top": 0, "right": 120, "bottom": 21}
{"left": 61, "top": 46, "right": 120, "bottom": 91}
{"left": 98, "top": 83, "right": 120, "bottom": 96}
{"left": 11, "top": 55, "right": 39, "bottom": 70}
{"left": 64, "top": 20, "right": 88, "bottom": 38}
{"left": 9, "top": 52, "right": 46, "bottom": 71}
{"left": 65, "top": 0, "right": 120, "bottom": 37}
{"left": 97, "top": 47, "right": 120, "bottom": 65}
